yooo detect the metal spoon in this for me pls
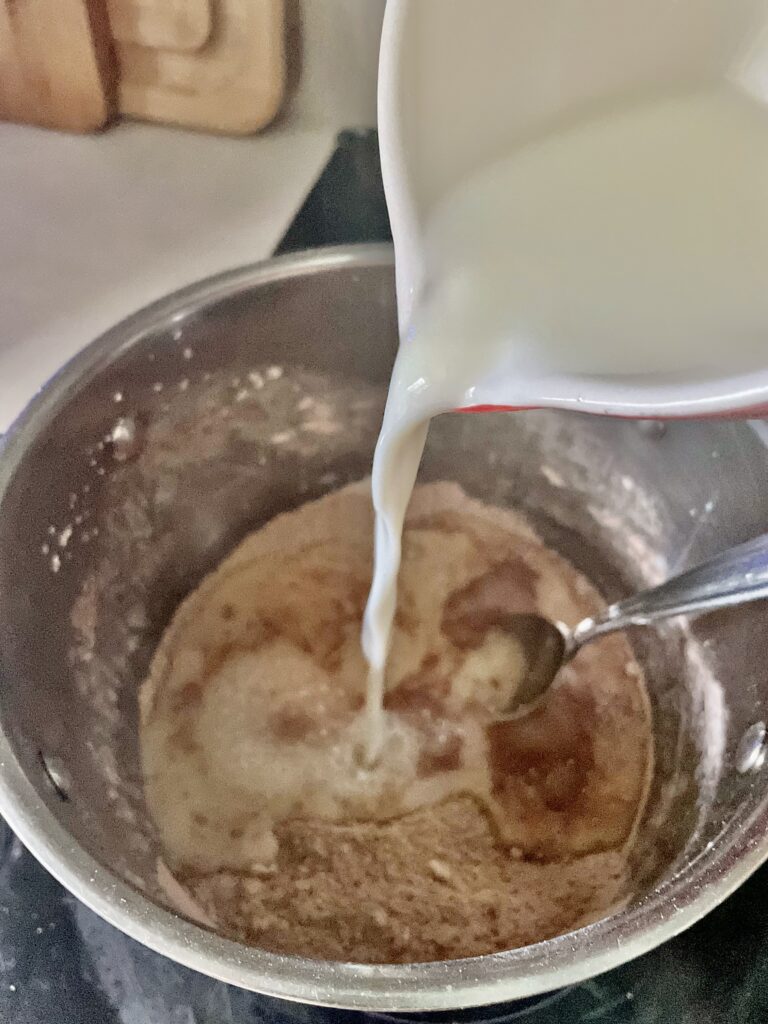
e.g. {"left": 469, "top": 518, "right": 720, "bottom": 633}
{"left": 500, "top": 532, "right": 768, "bottom": 718}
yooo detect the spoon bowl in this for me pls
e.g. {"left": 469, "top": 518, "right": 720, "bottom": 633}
{"left": 502, "top": 532, "right": 768, "bottom": 717}
{"left": 489, "top": 613, "right": 568, "bottom": 715}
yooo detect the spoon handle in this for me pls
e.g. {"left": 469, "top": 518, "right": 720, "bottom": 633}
{"left": 569, "top": 533, "right": 768, "bottom": 654}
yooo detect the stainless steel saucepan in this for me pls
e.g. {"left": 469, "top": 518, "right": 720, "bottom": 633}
{"left": 0, "top": 246, "right": 767, "bottom": 1011}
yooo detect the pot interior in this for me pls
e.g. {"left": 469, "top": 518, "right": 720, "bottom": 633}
{"left": 0, "top": 252, "right": 767, "bottom": 964}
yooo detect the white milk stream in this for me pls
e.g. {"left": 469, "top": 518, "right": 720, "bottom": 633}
{"left": 361, "top": 86, "right": 768, "bottom": 761}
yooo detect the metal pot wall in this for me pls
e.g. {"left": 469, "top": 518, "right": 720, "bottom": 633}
{"left": 0, "top": 246, "right": 767, "bottom": 1011}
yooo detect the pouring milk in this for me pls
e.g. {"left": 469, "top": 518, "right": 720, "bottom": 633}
{"left": 362, "top": 0, "right": 768, "bottom": 761}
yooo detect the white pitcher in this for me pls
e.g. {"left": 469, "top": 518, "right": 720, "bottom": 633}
{"left": 378, "top": 0, "right": 768, "bottom": 418}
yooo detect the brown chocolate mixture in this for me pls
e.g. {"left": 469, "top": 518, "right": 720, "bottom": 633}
{"left": 142, "top": 482, "right": 653, "bottom": 963}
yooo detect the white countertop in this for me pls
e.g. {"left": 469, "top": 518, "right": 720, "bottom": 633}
{"left": 0, "top": 118, "right": 335, "bottom": 432}
{"left": 0, "top": 0, "right": 385, "bottom": 432}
